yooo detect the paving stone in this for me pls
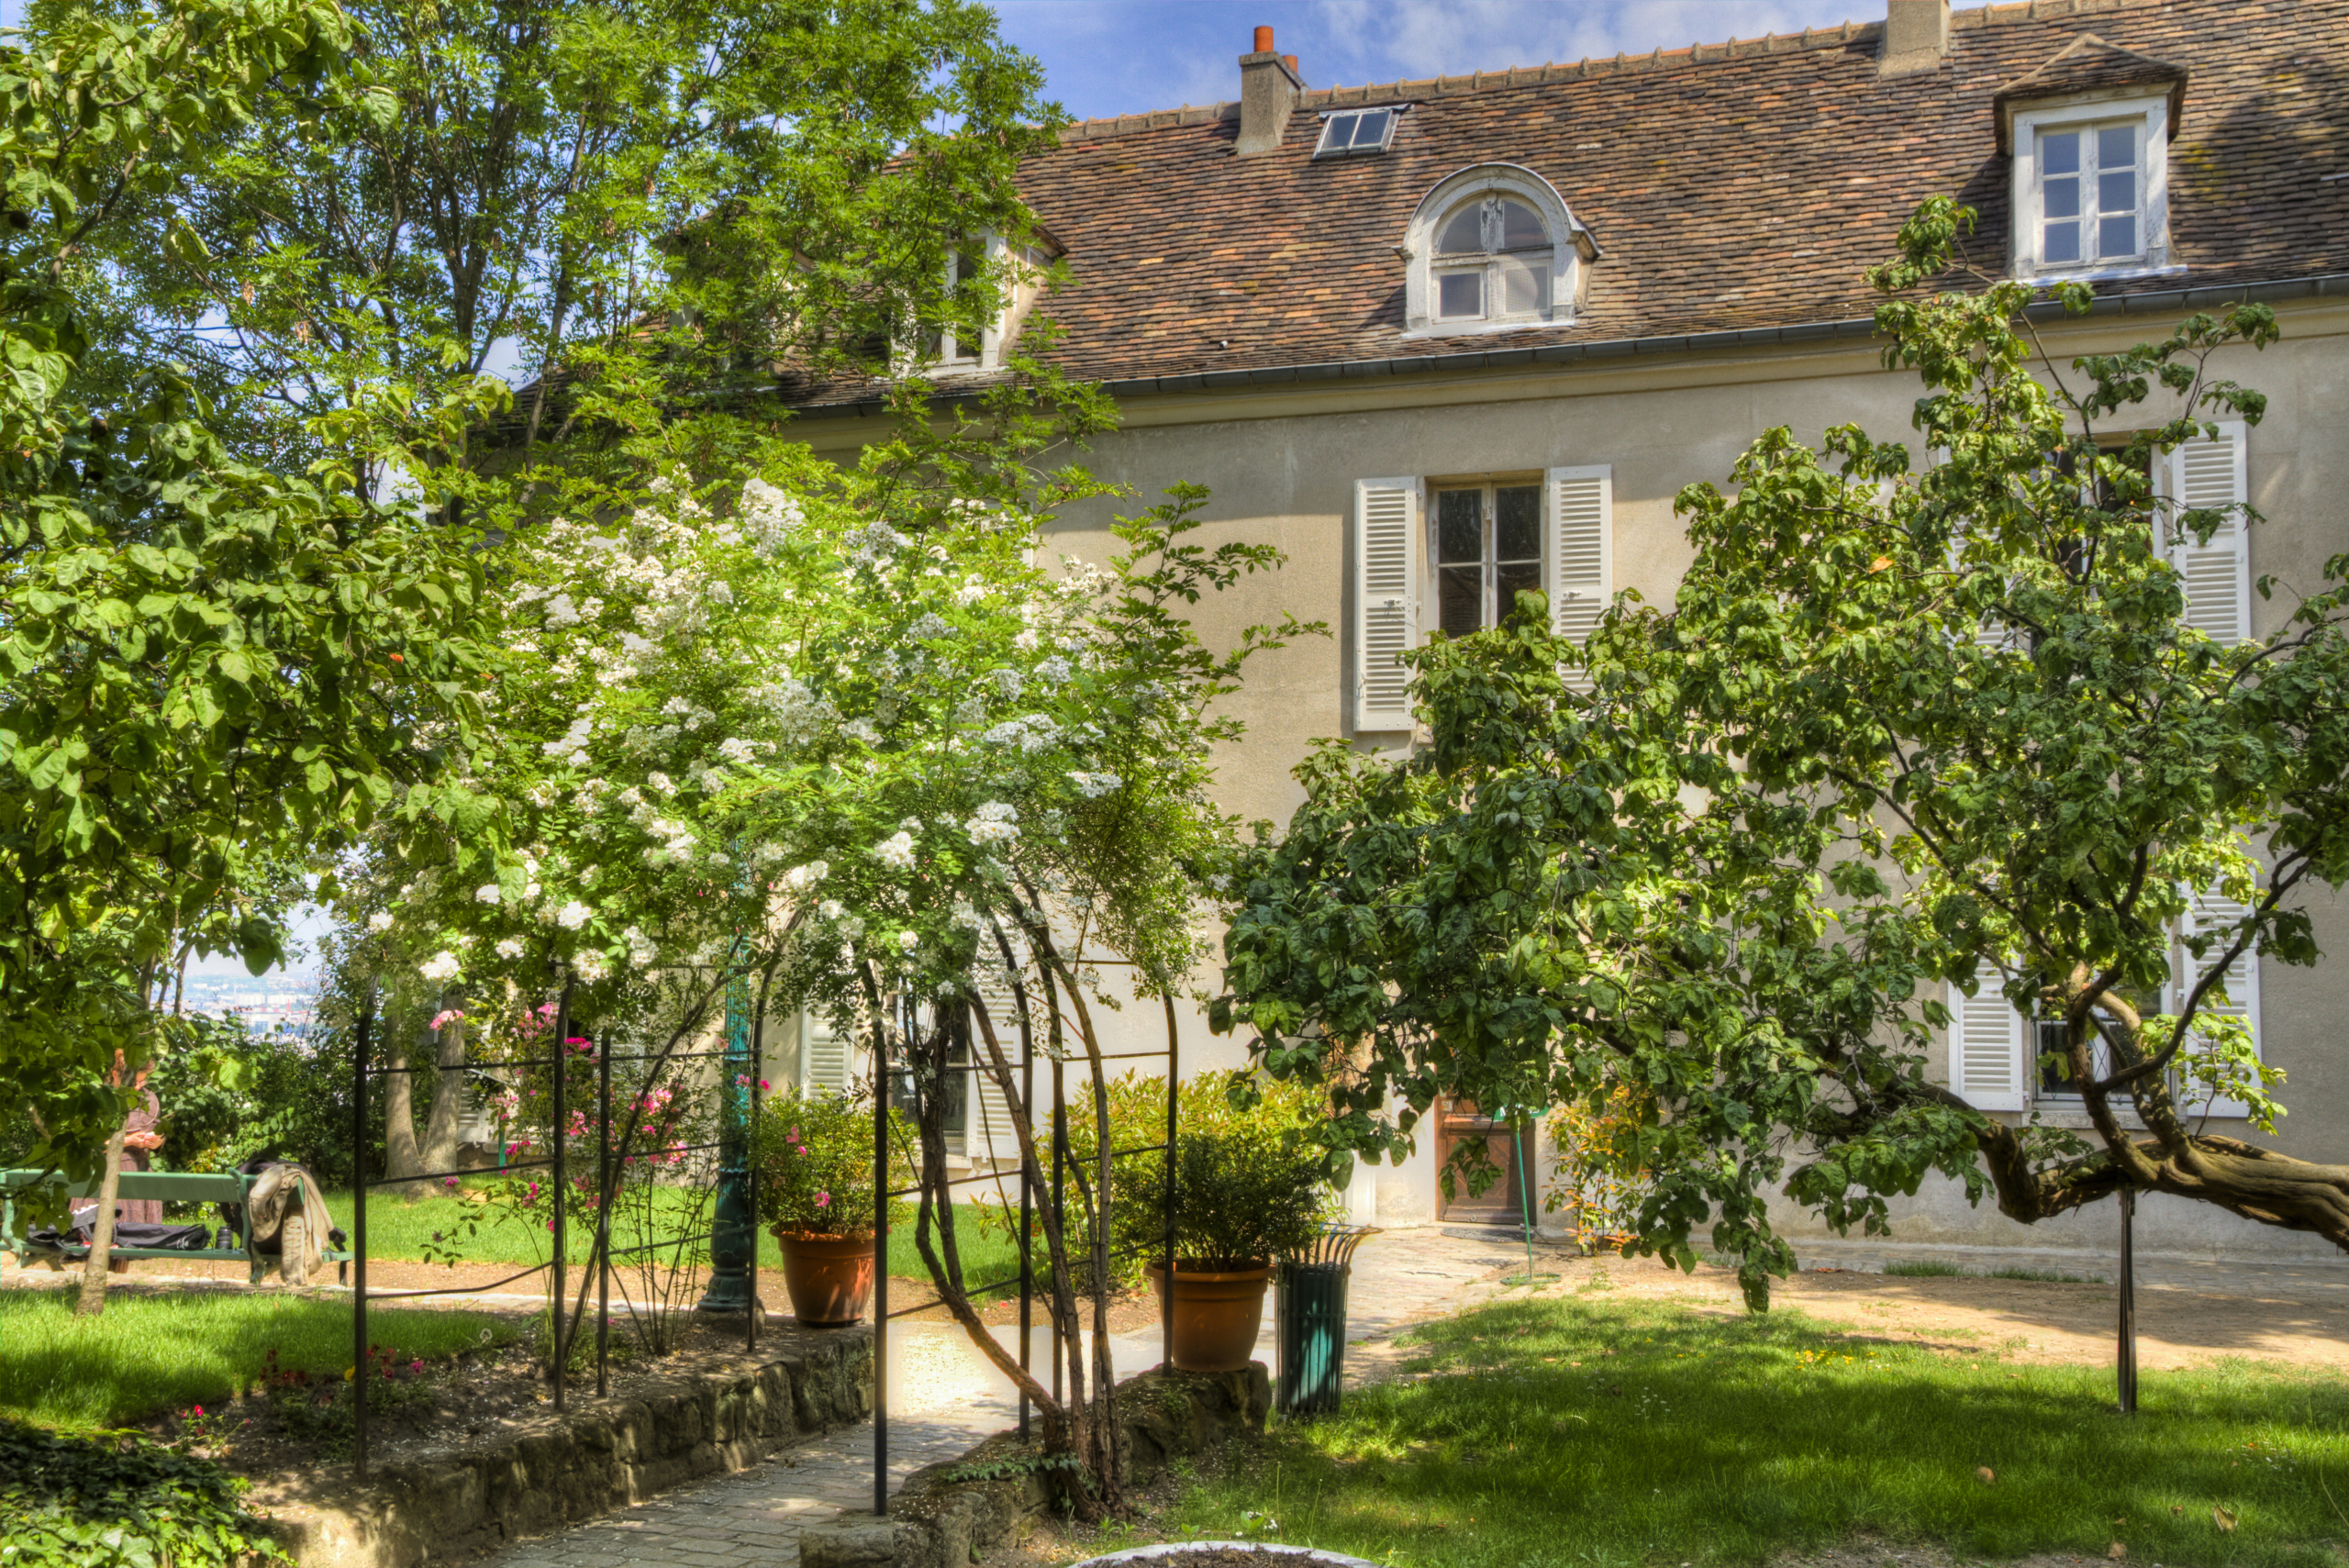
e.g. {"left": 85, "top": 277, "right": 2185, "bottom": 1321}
{"left": 473, "top": 1229, "right": 1534, "bottom": 1567}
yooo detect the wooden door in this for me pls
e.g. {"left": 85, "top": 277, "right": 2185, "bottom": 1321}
{"left": 1434, "top": 1097, "right": 1527, "bottom": 1227}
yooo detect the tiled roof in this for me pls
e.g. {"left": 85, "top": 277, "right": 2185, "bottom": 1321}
{"left": 787, "top": 0, "right": 2349, "bottom": 409}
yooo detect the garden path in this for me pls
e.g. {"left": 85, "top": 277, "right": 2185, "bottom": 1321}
{"left": 471, "top": 1227, "right": 1529, "bottom": 1568}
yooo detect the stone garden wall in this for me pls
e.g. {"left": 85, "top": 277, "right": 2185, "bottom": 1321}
{"left": 257, "top": 1326, "right": 874, "bottom": 1567}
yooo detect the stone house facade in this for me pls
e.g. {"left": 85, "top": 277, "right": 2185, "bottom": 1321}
{"left": 780, "top": 0, "right": 2349, "bottom": 1268}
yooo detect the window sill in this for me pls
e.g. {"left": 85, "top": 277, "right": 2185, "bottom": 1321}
{"left": 2029, "top": 1103, "right": 2147, "bottom": 1131}
{"left": 1401, "top": 315, "right": 1574, "bottom": 340}
{"left": 2014, "top": 261, "right": 2188, "bottom": 285}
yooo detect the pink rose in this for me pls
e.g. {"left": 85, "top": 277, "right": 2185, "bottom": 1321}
{"left": 814, "top": 1192, "right": 830, "bottom": 1208}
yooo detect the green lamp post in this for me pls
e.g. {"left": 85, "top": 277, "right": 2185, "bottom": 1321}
{"left": 696, "top": 965, "right": 762, "bottom": 1315}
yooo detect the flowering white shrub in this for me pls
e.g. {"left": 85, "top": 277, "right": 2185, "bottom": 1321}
{"left": 354, "top": 423, "right": 1299, "bottom": 1108}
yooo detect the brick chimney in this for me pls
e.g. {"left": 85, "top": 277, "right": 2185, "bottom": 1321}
{"left": 1237, "top": 25, "right": 1302, "bottom": 156}
{"left": 1879, "top": 0, "right": 1950, "bottom": 78}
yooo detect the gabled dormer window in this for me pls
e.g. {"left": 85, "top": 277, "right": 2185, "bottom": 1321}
{"left": 1995, "top": 37, "right": 2186, "bottom": 282}
{"left": 1316, "top": 106, "right": 1398, "bottom": 157}
{"left": 910, "top": 233, "right": 1056, "bottom": 376}
{"left": 1401, "top": 164, "right": 1598, "bottom": 336}
{"left": 2009, "top": 96, "right": 2173, "bottom": 278}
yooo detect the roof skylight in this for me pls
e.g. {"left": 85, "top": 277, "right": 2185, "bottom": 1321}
{"left": 1315, "top": 107, "right": 1398, "bottom": 158}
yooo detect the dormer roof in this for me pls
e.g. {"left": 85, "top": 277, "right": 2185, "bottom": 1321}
{"left": 1991, "top": 32, "right": 2189, "bottom": 149}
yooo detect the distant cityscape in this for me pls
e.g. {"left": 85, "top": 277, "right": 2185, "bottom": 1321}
{"left": 177, "top": 973, "right": 323, "bottom": 1036}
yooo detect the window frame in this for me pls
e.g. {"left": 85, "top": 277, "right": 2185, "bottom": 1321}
{"left": 1401, "top": 163, "right": 1594, "bottom": 337}
{"left": 1314, "top": 106, "right": 1401, "bottom": 159}
{"left": 2008, "top": 92, "right": 2174, "bottom": 281}
{"left": 1427, "top": 476, "right": 1545, "bottom": 638}
{"left": 1430, "top": 197, "right": 1555, "bottom": 326}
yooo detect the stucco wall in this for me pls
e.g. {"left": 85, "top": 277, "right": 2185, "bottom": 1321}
{"left": 797, "top": 296, "right": 2349, "bottom": 1263}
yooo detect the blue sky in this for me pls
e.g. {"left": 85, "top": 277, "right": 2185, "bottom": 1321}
{"left": 987, "top": 1, "right": 1953, "bottom": 123}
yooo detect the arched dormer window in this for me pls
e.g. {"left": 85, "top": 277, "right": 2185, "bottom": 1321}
{"left": 1403, "top": 165, "right": 1598, "bottom": 336}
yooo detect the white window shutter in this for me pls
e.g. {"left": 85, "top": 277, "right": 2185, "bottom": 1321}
{"left": 802, "top": 1012, "right": 852, "bottom": 1095}
{"left": 1948, "top": 981, "right": 2029, "bottom": 1112}
{"left": 1544, "top": 465, "right": 1612, "bottom": 693}
{"left": 966, "top": 973, "right": 1027, "bottom": 1164}
{"left": 1353, "top": 477, "right": 1420, "bottom": 731}
{"left": 2176, "top": 889, "right": 2263, "bottom": 1118}
{"left": 2159, "top": 421, "right": 2252, "bottom": 645}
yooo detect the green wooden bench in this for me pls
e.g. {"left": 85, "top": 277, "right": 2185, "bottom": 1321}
{"left": 0, "top": 1168, "right": 353, "bottom": 1286}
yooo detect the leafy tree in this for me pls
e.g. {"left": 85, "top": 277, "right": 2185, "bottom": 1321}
{"left": 1215, "top": 200, "right": 2349, "bottom": 1307}
{"left": 44, "top": 0, "right": 1071, "bottom": 1190}
{"left": 0, "top": 0, "right": 496, "bottom": 1312}
{"left": 46, "top": 0, "right": 1062, "bottom": 506}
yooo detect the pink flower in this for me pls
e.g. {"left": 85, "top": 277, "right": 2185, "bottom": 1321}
{"left": 814, "top": 1191, "right": 831, "bottom": 1208}
{"left": 788, "top": 1127, "right": 801, "bottom": 1141}
{"left": 410, "top": 1360, "right": 424, "bottom": 1374}
{"left": 193, "top": 1405, "right": 205, "bottom": 1418}
{"left": 443, "top": 1176, "right": 459, "bottom": 1189}
{"left": 759, "top": 1079, "right": 771, "bottom": 1091}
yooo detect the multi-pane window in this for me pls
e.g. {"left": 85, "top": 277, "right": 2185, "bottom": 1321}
{"left": 2031, "top": 978, "right": 2155, "bottom": 1101}
{"left": 1316, "top": 107, "right": 1397, "bottom": 157}
{"left": 1431, "top": 196, "right": 1553, "bottom": 322}
{"left": 2037, "top": 119, "right": 2143, "bottom": 268}
{"left": 1434, "top": 483, "right": 1542, "bottom": 636}
{"left": 923, "top": 245, "right": 986, "bottom": 365}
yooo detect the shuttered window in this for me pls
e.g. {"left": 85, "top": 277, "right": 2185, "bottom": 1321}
{"left": 1947, "top": 979, "right": 2030, "bottom": 1112}
{"left": 1353, "top": 478, "right": 1421, "bottom": 732}
{"left": 2173, "top": 888, "right": 2264, "bottom": 1119}
{"left": 801, "top": 1011, "right": 854, "bottom": 1095}
{"left": 966, "top": 972, "right": 1030, "bottom": 1165}
{"left": 1544, "top": 466, "right": 1613, "bottom": 693}
{"left": 2157, "top": 421, "right": 2252, "bottom": 645}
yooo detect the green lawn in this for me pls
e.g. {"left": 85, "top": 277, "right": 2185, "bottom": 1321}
{"left": 0, "top": 1287, "right": 514, "bottom": 1430}
{"left": 333, "top": 1186, "right": 1028, "bottom": 1296}
{"left": 1171, "top": 1292, "right": 2349, "bottom": 1568}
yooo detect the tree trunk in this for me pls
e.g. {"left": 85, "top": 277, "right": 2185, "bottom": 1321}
{"left": 384, "top": 1045, "right": 424, "bottom": 1189}
{"left": 419, "top": 1002, "right": 469, "bottom": 1176}
{"left": 76, "top": 1122, "right": 128, "bottom": 1316}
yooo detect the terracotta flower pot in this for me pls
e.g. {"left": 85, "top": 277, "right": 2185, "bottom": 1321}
{"left": 1144, "top": 1261, "right": 1274, "bottom": 1373}
{"left": 776, "top": 1229, "right": 876, "bottom": 1327}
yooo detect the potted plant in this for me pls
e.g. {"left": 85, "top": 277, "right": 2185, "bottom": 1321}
{"left": 1126, "top": 1115, "right": 1337, "bottom": 1372}
{"left": 752, "top": 1087, "right": 910, "bottom": 1326}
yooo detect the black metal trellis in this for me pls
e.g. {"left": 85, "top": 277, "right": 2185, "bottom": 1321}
{"left": 350, "top": 983, "right": 746, "bottom": 1478}
{"left": 864, "top": 994, "right": 1180, "bottom": 1518}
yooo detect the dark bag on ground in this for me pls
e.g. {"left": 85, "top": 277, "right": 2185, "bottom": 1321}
{"left": 28, "top": 1214, "right": 212, "bottom": 1251}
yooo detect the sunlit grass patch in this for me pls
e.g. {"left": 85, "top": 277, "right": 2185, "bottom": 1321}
{"left": 0, "top": 1287, "right": 513, "bottom": 1429}
{"left": 1171, "top": 1294, "right": 2349, "bottom": 1568}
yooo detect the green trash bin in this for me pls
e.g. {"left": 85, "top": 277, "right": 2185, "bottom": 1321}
{"left": 1275, "top": 1225, "right": 1376, "bottom": 1417}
